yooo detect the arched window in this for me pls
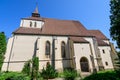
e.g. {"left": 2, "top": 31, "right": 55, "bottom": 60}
{"left": 45, "top": 41, "right": 50, "bottom": 55}
{"left": 80, "top": 57, "right": 89, "bottom": 72}
{"left": 30, "top": 21, "right": 32, "bottom": 27}
{"left": 61, "top": 41, "right": 66, "bottom": 58}
{"left": 34, "top": 22, "right": 37, "bottom": 27}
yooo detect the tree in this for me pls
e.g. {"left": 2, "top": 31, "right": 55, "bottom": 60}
{"left": 22, "top": 60, "right": 31, "bottom": 76}
{"left": 22, "top": 57, "right": 39, "bottom": 80}
{"left": 110, "top": 0, "right": 120, "bottom": 48}
{"left": 0, "top": 32, "right": 6, "bottom": 71}
{"left": 31, "top": 57, "right": 39, "bottom": 80}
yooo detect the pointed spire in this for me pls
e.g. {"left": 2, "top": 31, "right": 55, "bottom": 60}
{"left": 32, "top": 3, "right": 40, "bottom": 17}
{"left": 33, "top": 3, "right": 39, "bottom": 13}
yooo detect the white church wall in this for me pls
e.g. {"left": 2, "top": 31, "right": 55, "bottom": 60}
{"left": 54, "top": 37, "right": 70, "bottom": 70}
{"left": 99, "top": 46, "right": 114, "bottom": 70}
{"left": 2, "top": 35, "right": 69, "bottom": 71}
{"left": 20, "top": 19, "right": 44, "bottom": 28}
{"left": 37, "top": 36, "right": 69, "bottom": 71}
{"left": 2, "top": 37, "right": 14, "bottom": 71}
{"left": 74, "top": 43, "right": 93, "bottom": 72}
{"left": 6, "top": 35, "right": 39, "bottom": 71}
{"left": 84, "top": 37, "right": 99, "bottom": 71}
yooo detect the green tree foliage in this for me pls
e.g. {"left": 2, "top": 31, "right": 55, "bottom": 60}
{"left": 117, "top": 51, "right": 120, "bottom": 59}
{"left": 22, "top": 57, "right": 39, "bottom": 80}
{"left": 116, "top": 51, "right": 120, "bottom": 69}
{"left": 0, "top": 72, "right": 30, "bottom": 80}
{"left": 22, "top": 60, "right": 31, "bottom": 76}
{"left": 31, "top": 57, "right": 39, "bottom": 80}
{"left": 110, "top": 0, "right": 120, "bottom": 48}
{"left": 83, "top": 71, "right": 120, "bottom": 80}
{"left": 41, "top": 62, "right": 58, "bottom": 79}
{"left": 63, "top": 69, "right": 77, "bottom": 80}
{"left": 0, "top": 32, "right": 6, "bottom": 71}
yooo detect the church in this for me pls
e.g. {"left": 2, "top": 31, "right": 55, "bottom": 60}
{"left": 2, "top": 7, "right": 114, "bottom": 73}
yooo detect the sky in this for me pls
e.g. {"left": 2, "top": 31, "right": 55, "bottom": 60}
{"left": 0, "top": 0, "right": 117, "bottom": 47}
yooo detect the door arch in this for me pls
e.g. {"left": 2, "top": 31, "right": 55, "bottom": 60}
{"left": 80, "top": 57, "right": 89, "bottom": 72}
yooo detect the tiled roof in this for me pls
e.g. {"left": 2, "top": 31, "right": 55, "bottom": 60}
{"left": 14, "top": 17, "right": 91, "bottom": 36}
{"left": 70, "top": 37, "right": 89, "bottom": 43}
{"left": 13, "top": 27, "right": 42, "bottom": 35}
{"left": 88, "top": 30, "right": 108, "bottom": 40}
{"left": 88, "top": 30, "right": 109, "bottom": 46}
{"left": 13, "top": 17, "right": 109, "bottom": 46}
{"left": 96, "top": 38, "right": 109, "bottom": 46}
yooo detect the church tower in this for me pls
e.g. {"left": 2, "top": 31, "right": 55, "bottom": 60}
{"left": 20, "top": 6, "right": 44, "bottom": 29}
{"left": 32, "top": 5, "right": 40, "bottom": 17}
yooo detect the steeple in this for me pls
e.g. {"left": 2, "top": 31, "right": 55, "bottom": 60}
{"left": 32, "top": 4, "right": 40, "bottom": 17}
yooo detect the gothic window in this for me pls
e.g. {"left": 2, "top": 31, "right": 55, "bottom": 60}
{"left": 61, "top": 41, "right": 66, "bottom": 58}
{"left": 30, "top": 21, "right": 32, "bottom": 27}
{"left": 45, "top": 41, "right": 50, "bottom": 55}
{"left": 105, "top": 62, "right": 108, "bottom": 66}
{"left": 102, "top": 49, "right": 105, "bottom": 53}
{"left": 34, "top": 22, "right": 37, "bottom": 27}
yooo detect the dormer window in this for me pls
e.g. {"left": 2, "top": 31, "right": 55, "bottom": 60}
{"left": 34, "top": 22, "right": 37, "bottom": 27}
{"left": 30, "top": 21, "right": 32, "bottom": 27}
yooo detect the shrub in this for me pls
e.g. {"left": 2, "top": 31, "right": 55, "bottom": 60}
{"left": 41, "top": 63, "right": 58, "bottom": 79}
{"left": 83, "top": 71, "right": 120, "bottom": 80}
{"left": 115, "top": 69, "right": 120, "bottom": 79}
{"left": 31, "top": 57, "right": 39, "bottom": 80}
{"left": 22, "top": 60, "right": 31, "bottom": 76}
{"left": 64, "top": 69, "right": 77, "bottom": 80}
{"left": 0, "top": 72, "right": 30, "bottom": 80}
{"left": 22, "top": 57, "right": 39, "bottom": 80}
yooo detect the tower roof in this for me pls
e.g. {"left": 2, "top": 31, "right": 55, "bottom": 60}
{"left": 32, "top": 5, "right": 40, "bottom": 17}
{"left": 33, "top": 5, "right": 39, "bottom": 13}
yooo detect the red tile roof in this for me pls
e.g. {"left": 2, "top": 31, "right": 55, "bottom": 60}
{"left": 14, "top": 17, "right": 91, "bottom": 36}
{"left": 13, "top": 17, "right": 109, "bottom": 46}
{"left": 13, "top": 27, "right": 42, "bottom": 35}
{"left": 96, "top": 38, "right": 109, "bottom": 46}
{"left": 70, "top": 37, "right": 89, "bottom": 43}
{"left": 88, "top": 30, "right": 108, "bottom": 40}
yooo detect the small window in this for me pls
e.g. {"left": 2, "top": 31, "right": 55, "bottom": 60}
{"left": 34, "top": 22, "right": 37, "bottom": 27}
{"left": 61, "top": 41, "right": 66, "bottom": 58}
{"left": 45, "top": 41, "right": 50, "bottom": 55}
{"left": 105, "top": 62, "right": 108, "bottom": 66}
{"left": 102, "top": 49, "right": 105, "bottom": 53}
{"left": 30, "top": 21, "right": 32, "bottom": 27}
{"left": 46, "top": 62, "right": 50, "bottom": 67}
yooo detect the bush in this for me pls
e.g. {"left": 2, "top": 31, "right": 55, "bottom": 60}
{"left": 64, "top": 69, "right": 77, "bottom": 80}
{"left": 41, "top": 63, "right": 58, "bottom": 79}
{"left": 83, "top": 71, "right": 120, "bottom": 80}
{"left": 31, "top": 57, "right": 39, "bottom": 80}
{"left": 0, "top": 72, "right": 30, "bottom": 80}
{"left": 116, "top": 69, "right": 120, "bottom": 79}
{"left": 22, "top": 60, "right": 31, "bottom": 76}
{"left": 22, "top": 57, "right": 39, "bottom": 80}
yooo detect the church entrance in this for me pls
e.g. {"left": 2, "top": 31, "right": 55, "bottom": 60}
{"left": 80, "top": 57, "right": 89, "bottom": 72}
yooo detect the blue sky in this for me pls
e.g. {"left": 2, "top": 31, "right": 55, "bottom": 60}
{"left": 0, "top": 0, "right": 115, "bottom": 46}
